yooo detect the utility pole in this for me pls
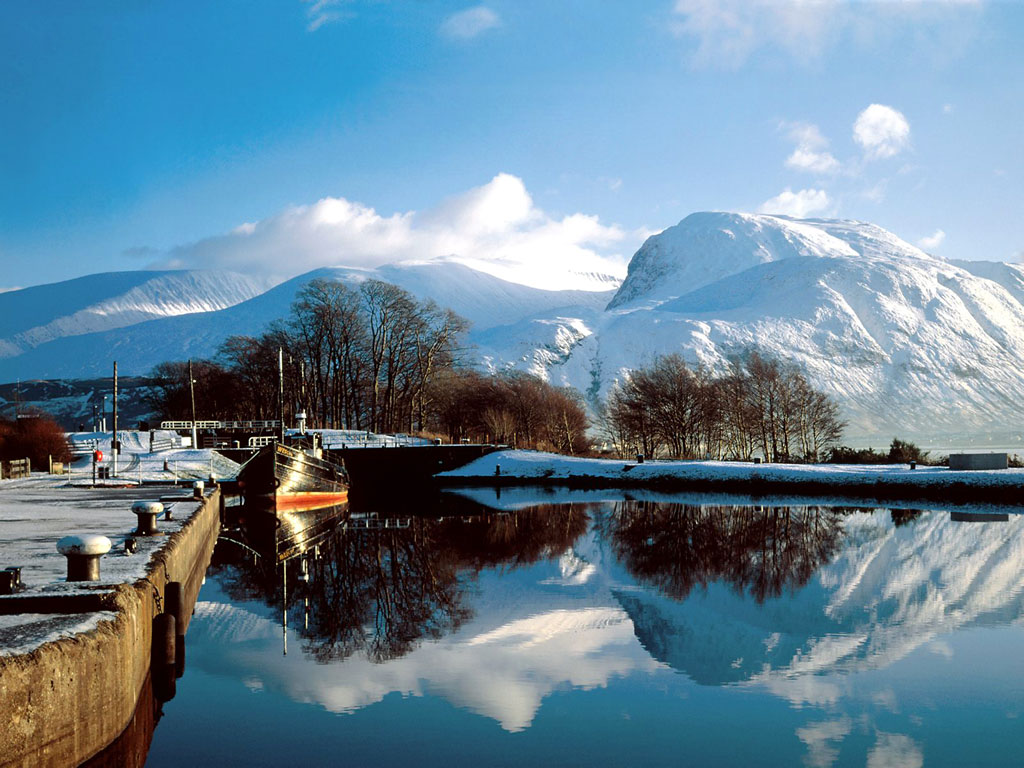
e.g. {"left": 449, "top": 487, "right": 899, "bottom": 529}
{"left": 188, "top": 359, "right": 198, "bottom": 449}
{"left": 112, "top": 361, "right": 119, "bottom": 477}
{"left": 278, "top": 347, "right": 285, "bottom": 443}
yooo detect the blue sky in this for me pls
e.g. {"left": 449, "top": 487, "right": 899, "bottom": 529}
{"left": 1, "top": 1, "right": 1022, "bottom": 289}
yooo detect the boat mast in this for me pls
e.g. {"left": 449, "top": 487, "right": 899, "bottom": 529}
{"left": 278, "top": 347, "right": 285, "bottom": 443}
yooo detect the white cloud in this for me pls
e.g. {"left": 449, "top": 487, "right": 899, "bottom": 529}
{"left": 440, "top": 6, "right": 501, "bottom": 40}
{"left": 861, "top": 180, "right": 888, "bottom": 203}
{"left": 156, "top": 174, "right": 634, "bottom": 291}
{"left": 867, "top": 732, "right": 923, "bottom": 768}
{"left": 784, "top": 123, "right": 841, "bottom": 175}
{"left": 669, "top": 0, "right": 981, "bottom": 68}
{"left": 303, "top": 0, "right": 349, "bottom": 31}
{"left": 670, "top": 0, "right": 839, "bottom": 67}
{"left": 758, "top": 187, "right": 831, "bottom": 218}
{"left": 917, "top": 229, "right": 946, "bottom": 250}
{"left": 854, "top": 104, "right": 911, "bottom": 160}
{"left": 797, "top": 718, "right": 852, "bottom": 768}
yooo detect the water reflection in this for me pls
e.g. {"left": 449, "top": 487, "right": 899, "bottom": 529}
{"left": 602, "top": 502, "right": 844, "bottom": 603}
{"left": 214, "top": 502, "right": 593, "bottom": 664}
{"left": 143, "top": 494, "right": 1024, "bottom": 767}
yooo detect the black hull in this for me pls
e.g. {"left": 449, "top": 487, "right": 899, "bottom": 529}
{"left": 238, "top": 442, "right": 349, "bottom": 505}
{"left": 234, "top": 442, "right": 350, "bottom": 560}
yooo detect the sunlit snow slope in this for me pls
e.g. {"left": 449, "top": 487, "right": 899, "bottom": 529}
{"left": 0, "top": 270, "right": 269, "bottom": 359}
{"left": 534, "top": 213, "right": 1024, "bottom": 439}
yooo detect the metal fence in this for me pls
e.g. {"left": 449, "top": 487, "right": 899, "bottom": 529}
{"left": 160, "top": 420, "right": 281, "bottom": 430}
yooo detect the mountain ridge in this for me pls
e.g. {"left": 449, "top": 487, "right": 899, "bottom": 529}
{"left": 3, "top": 212, "right": 1024, "bottom": 441}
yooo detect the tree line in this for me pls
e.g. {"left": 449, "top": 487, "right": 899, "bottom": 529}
{"left": 149, "top": 278, "right": 590, "bottom": 452}
{"left": 604, "top": 352, "right": 844, "bottom": 462}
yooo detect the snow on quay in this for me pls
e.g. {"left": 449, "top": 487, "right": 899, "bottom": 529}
{"left": 0, "top": 472, "right": 205, "bottom": 656}
{"left": 438, "top": 450, "right": 1024, "bottom": 504}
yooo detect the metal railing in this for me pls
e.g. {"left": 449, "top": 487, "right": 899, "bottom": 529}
{"left": 160, "top": 420, "right": 282, "bottom": 430}
{"left": 70, "top": 439, "right": 100, "bottom": 456}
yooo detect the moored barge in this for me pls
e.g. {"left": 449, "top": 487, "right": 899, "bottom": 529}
{"left": 235, "top": 442, "right": 350, "bottom": 560}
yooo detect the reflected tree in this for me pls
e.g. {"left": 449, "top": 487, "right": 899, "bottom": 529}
{"left": 603, "top": 502, "right": 845, "bottom": 603}
{"left": 304, "top": 520, "right": 469, "bottom": 663}
{"left": 213, "top": 504, "right": 592, "bottom": 664}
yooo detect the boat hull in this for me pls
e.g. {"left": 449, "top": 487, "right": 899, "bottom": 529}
{"left": 235, "top": 442, "right": 350, "bottom": 560}
{"left": 238, "top": 442, "right": 349, "bottom": 504}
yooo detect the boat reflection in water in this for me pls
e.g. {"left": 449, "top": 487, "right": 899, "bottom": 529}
{"left": 232, "top": 442, "right": 350, "bottom": 562}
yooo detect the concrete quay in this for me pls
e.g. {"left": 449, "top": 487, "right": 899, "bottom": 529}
{"left": 0, "top": 478, "right": 222, "bottom": 767}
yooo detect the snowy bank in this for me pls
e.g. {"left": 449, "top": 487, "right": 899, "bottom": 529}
{"left": 437, "top": 450, "right": 1024, "bottom": 505}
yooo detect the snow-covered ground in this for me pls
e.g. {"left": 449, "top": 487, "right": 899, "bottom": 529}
{"left": 0, "top": 473, "right": 205, "bottom": 655}
{"left": 442, "top": 485, "right": 1024, "bottom": 518}
{"left": 0, "top": 612, "right": 117, "bottom": 657}
{"left": 63, "top": 431, "right": 241, "bottom": 484}
{"left": 439, "top": 449, "right": 1024, "bottom": 495}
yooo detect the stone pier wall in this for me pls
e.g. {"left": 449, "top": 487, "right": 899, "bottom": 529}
{"left": 0, "top": 488, "right": 221, "bottom": 768}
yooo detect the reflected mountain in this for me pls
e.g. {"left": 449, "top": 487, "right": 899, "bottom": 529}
{"left": 612, "top": 508, "right": 1024, "bottom": 695}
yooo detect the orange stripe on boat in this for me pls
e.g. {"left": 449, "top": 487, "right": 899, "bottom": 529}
{"left": 275, "top": 491, "right": 349, "bottom": 512}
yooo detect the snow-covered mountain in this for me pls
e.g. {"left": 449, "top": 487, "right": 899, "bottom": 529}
{"left": 0, "top": 262, "right": 612, "bottom": 380}
{"left": 0, "top": 270, "right": 269, "bottom": 359}
{"left": 5, "top": 212, "right": 1024, "bottom": 441}
{"left": 540, "top": 213, "right": 1024, "bottom": 439}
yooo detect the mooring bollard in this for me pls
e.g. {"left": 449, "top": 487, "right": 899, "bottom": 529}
{"left": 132, "top": 500, "right": 165, "bottom": 535}
{"left": 57, "top": 535, "right": 112, "bottom": 581}
{"left": 6, "top": 565, "right": 23, "bottom": 590}
{"left": 193, "top": 480, "right": 204, "bottom": 499}
{"left": 495, "top": 464, "right": 501, "bottom": 477}
{"left": 0, "top": 566, "right": 23, "bottom": 595}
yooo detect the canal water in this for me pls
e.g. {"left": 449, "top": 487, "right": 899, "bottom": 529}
{"left": 139, "top": 489, "right": 1024, "bottom": 767}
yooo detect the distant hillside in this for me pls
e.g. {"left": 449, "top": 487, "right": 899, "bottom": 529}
{"left": 0, "top": 377, "right": 157, "bottom": 430}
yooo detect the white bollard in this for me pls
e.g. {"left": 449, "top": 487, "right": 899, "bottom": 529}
{"left": 57, "top": 535, "right": 112, "bottom": 581}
